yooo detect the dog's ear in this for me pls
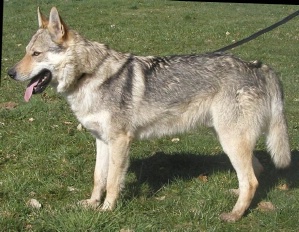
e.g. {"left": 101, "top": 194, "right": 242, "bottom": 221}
{"left": 48, "top": 7, "right": 68, "bottom": 44}
{"left": 37, "top": 7, "right": 48, "bottom": 28}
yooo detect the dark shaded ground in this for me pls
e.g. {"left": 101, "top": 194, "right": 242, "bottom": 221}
{"left": 128, "top": 149, "right": 299, "bottom": 208}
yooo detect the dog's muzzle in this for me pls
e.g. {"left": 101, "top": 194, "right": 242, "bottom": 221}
{"left": 27, "top": 69, "right": 52, "bottom": 94}
{"left": 8, "top": 68, "right": 52, "bottom": 102}
{"left": 7, "top": 67, "right": 17, "bottom": 80}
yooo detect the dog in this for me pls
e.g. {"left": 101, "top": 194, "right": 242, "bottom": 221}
{"left": 8, "top": 7, "right": 291, "bottom": 222}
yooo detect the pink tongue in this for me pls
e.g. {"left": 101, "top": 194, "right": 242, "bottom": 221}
{"left": 24, "top": 80, "right": 39, "bottom": 102}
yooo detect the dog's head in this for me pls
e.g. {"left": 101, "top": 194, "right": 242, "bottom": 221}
{"left": 8, "top": 7, "right": 72, "bottom": 101}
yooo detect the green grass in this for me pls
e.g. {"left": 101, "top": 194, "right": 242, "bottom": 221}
{"left": 1, "top": 0, "right": 299, "bottom": 231}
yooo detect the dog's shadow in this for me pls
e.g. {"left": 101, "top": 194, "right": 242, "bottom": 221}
{"left": 127, "top": 150, "right": 299, "bottom": 207}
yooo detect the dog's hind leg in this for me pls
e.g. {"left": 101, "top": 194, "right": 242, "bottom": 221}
{"left": 229, "top": 155, "right": 264, "bottom": 196}
{"left": 101, "top": 133, "right": 132, "bottom": 211}
{"left": 79, "top": 138, "right": 109, "bottom": 209}
{"left": 215, "top": 126, "right": 259, "bottom": 222}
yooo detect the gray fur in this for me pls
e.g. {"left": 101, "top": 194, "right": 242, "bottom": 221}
{"left": 8, "top": 7, "right": 291, "bottom": 222}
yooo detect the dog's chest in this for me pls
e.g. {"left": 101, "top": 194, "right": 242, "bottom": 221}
{"left": 67, "top": 95, "right": 111, "bottom": 140}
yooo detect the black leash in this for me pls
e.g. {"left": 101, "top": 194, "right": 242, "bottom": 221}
{"left": 214, "top": 9, "right": 299, "bottom": 53}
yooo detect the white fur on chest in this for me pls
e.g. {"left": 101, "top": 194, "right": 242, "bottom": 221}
{"left": 66, "top": 93, "right": 111, "bottom": 141}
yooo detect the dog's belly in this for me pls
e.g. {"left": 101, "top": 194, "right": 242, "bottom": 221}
{"left": 134, "top": 107, "right": 213, "bottom": 140}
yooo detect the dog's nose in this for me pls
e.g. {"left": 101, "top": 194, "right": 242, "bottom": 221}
{"left": 7, "top": 68, "right": 16, "bottom": 79}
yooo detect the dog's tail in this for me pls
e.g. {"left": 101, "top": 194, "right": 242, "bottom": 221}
{"left": 264, "top": 66, "right": 291, "bottom": 169}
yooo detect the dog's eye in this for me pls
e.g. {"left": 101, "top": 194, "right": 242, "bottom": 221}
{"left": 32, "top": 51, "right": 41, "bottom": 56}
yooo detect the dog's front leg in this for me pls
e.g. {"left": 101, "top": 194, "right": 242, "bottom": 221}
{"left": 101, "top": 134, "right": 131, "bottom": 211}
{"left": 79, "top": 138, "right": 109, "bottom": 209}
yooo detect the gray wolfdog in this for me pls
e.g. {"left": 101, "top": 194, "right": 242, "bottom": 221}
{"left": 8, "top": 7, "right": 291, "bottom": 222}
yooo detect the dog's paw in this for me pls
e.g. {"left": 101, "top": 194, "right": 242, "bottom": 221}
{"left": 100, "top": 200, "right": 115, "bottom": 211}
{"left": 78, "top": 199, "right": 100, "bottom": 209}
{"left": 219, "top": 212, "right": 242, "bottom": 222}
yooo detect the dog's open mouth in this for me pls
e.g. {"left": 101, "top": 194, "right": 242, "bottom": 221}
{"left": 24, "top": 69, "right": 52, "bottom": 102}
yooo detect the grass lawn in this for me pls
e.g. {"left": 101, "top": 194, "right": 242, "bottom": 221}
{"left": 1, "top": 0, "right": 299, "bottom": 231}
